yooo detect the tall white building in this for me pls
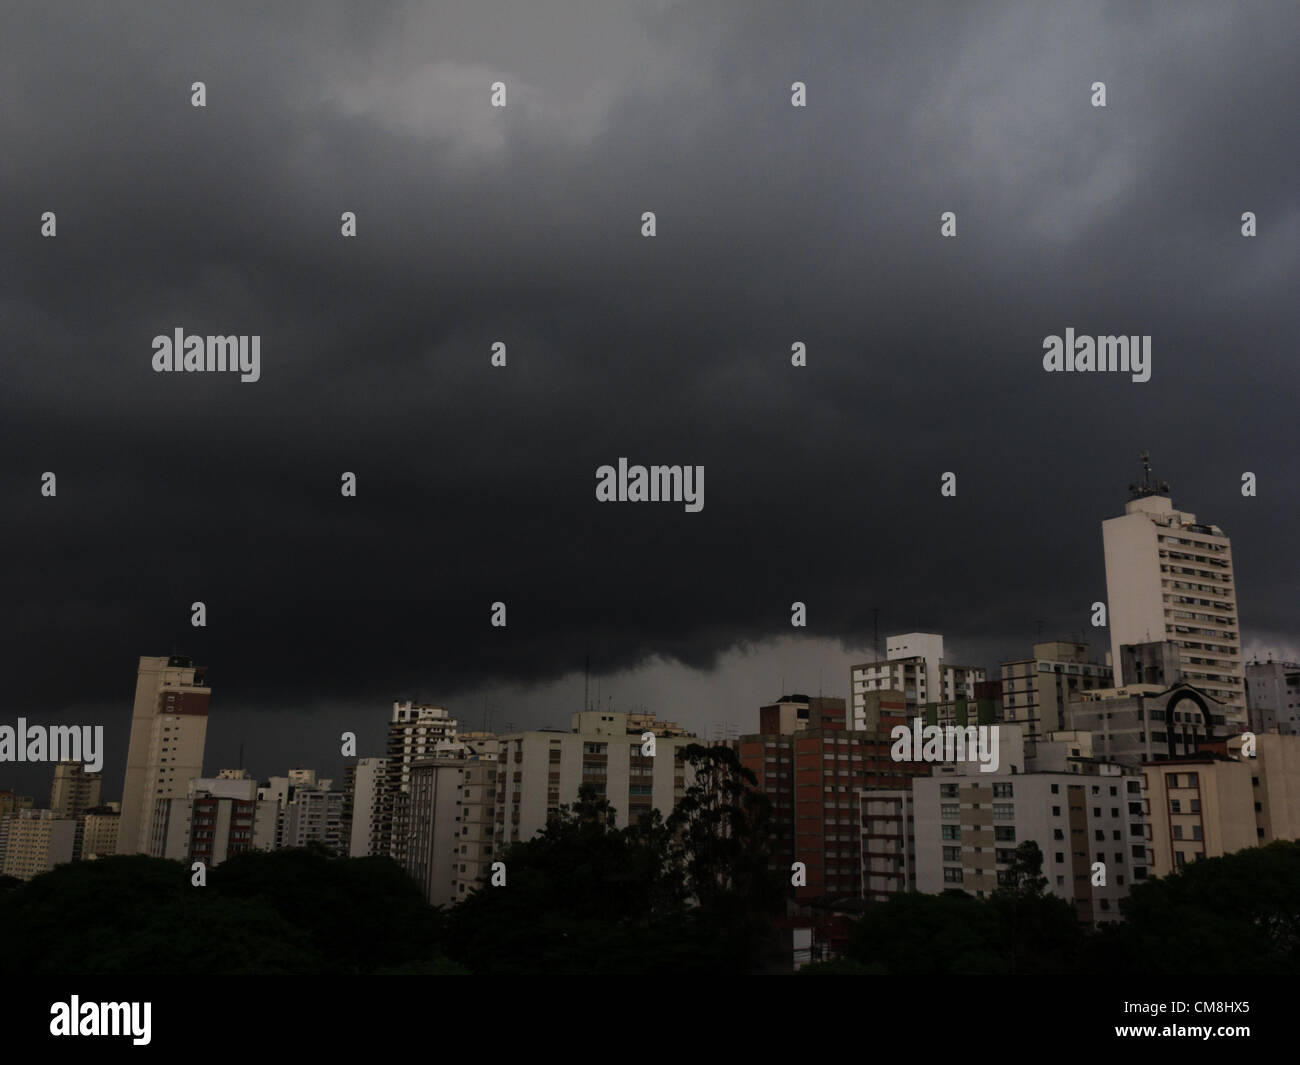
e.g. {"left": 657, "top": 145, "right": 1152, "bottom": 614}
{"left": 1101, "top": 456, "right": 1245, "bottom": 727}
{"left": 851, "top": 633, "right": 985, "bottom": 726}
{"left": 346, "top": 756, "right": 389, "bottom": 857}
{"left": 118, "top": 655, "right": 211, "bottom": 856}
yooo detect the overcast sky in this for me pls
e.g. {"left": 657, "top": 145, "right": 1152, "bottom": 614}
{"left": 2, "top": 0, "right": 1296, "bottom": 799}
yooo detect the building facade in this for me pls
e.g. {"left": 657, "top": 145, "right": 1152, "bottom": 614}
{"left": 851, "top": 633, "right": 985, "bottom": 725}
{"left": 999, "top": 641, "right": 1113, "bottom": 739}
{"left": 118, "top": 655, "right": 210, "bottom": 856}
{"left": 1102, "top": 460, "right": 1245, "bottom": 725}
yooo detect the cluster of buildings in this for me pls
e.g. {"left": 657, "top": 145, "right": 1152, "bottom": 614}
{"left": 3, "top": 457, "right": 1300, "bottom": 968}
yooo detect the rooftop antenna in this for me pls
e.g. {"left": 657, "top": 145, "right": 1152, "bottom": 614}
{"left": 1130, "top": 450, "right": 1171, "bottom": 500}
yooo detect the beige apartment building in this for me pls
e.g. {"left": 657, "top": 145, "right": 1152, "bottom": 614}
{"left": 405, "top": 756, "right": 500, "bottom": 905}
{"left": 0, "top": 809, "right": 77, "bottom": 880}
{"left": 1102, "top": 463, "right": 1245, "bottom": 726}
{"left": 1139, "top": 758, "right": 1255, "bottom": 877}
{"left": 118, "top": 655, "right": 211, "bottom": 856}
{"left": 494, "top": 711, "right": 698, "bottom": 851}
{"left": 81, "top": 805, "right": 120, "bottom": 860}
{"left": 1000, "top": 641, "right": 1113, "bottom": 739}
{"left": 910, "top": 729, "right": 1148, "bottom": 923}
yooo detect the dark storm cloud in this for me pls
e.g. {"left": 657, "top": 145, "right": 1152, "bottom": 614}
{"left": 1, "top": 1, "right": 1296, "bottom": 793}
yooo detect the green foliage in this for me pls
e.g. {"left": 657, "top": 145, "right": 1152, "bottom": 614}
{"left": 0, "top": 850, "right": 443, "bottom": 975}
{"left": 445, "top": 748, "right": 784, "bottom": 974}
{"left": 1081, "top": 841, "right": 1300, "bottom": 975}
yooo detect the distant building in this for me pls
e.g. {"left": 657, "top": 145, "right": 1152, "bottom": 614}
{"left": 493, "top": 711, "right": 697, "bottom": 851}
{"left": 345, "top": 757, "right": 389, "bottom": 857}
{"left": 1102, "top": 457, "right": 1246, "bottom": 726}
{"left": 742, "top": 693, "right": 932, "bottom": 902}
{"left": 118, "top": 655, "right": 210, "bottom": 856}
{"left": 385, "top": 702, "right": 462, "bottom": 863}
{"left": 1064, "top": 680, "right": 1224, "bottom": 766}
{"left": 405, "top": 757, "right": 500, "bottom": 905}
{"left": 999, "top": 641, "right": 1113, "bottom": 739}
{"left": 851, "top": 633, "right": 985, "bottom": 725}
{"left": 0, "top": 809, "right": 77, "bottom": 880}
{"left": 160, "top": 777, "right": 275, "bottom": 868}
{"left": 1245, "top": 660, "right": 1300, "bottom": 735}
{"left": 283, "top": 785, "right": 347, "bottom": 853}
{"left": 911, "top": 728, "right": 1147, "bottom": 923}
{"left": 81, "top": 805, "right": 120, "bottom": 860}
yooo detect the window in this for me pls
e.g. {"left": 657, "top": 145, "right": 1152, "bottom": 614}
{"left": 993, "top": 803, "right": 1014, "bottom": 820}
{"left": 992, "top": 783, "right": 1013, "bottom": 798}
{"left": 994, "top": 826, "right": 1016, "bottom": 842}
{"left": 940, "top": 783, "right": 958, "bottom": 798}
{"left": 942, "top": 846, "right": 961, "bottom": 862}
{"left": 942, "top": 825, "right": 961, "bottom": 840}
{"left": 943, "top": 867, "right": 963, "bottom": 884}
{"left": 941, "top": 803, "right": 960, "bottom": 818}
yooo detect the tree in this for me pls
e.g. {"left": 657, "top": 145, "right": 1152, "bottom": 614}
{"left": 666, "top": 744, "right": 784, "bottom": 968}
{"left": 990, "top": 839, "right": 1080, "bottom": 974}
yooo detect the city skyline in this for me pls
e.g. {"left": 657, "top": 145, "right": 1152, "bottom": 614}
{"left": 0, "top": 455, "right": 1292, "bottom": 800}
{"left": 4, "top": 2, "right": 1297, "bottom": 805}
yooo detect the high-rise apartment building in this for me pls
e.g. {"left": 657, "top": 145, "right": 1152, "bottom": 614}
{"left": 50, "top": 759, "right": 104, "bottom": 861}
{"left": 160, "top": 777, "right": 275, "bottom": 867}
{"left": 742, "top": 694, "right": 933, "bottom": 901}
{"left": 117, "top": 655, "right": 210, "bottom": 856}
{"left": 493, "top": 711, "right": 696, "bottom": 851}
{"left": 283, "top": 785, "right": 348, "bottom": 853}
{"left": 912, "top": 729, "right": 1147, "bottom": 923}
{"left": 1102, "top": 456, "right": 1245, "bottom": 726}
{"left": 851, "top": 633, "right": 985, "bottom": 725}
{"left": 405, "top": 756, "right": 500, "bottom": 905}
{"left": 50, "top": 760, "right": 103, "bottom": 818}
{"left": 345, "top": 756, "right": 389, "bottom": 857}
{"left": 0, "top": 809, "right": 77, "bottom": 880}
{"left": 81, "top": 805, "right": 120, "bottom": 860}
{"left": 385, "top": 702, "right": 462, "bottom": 862}
{"left": 1245, "top": 660, "right": 1300, "bottom": 735}
{"left": 1000, "top": 641, "right": 1113, "bottom": 739}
